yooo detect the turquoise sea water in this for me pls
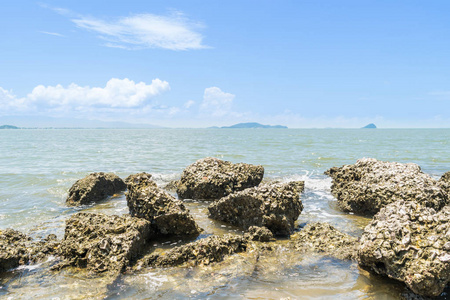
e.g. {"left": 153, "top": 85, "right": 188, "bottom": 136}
{"left": 0, "top": 128, "right": 449, "bottom": 299}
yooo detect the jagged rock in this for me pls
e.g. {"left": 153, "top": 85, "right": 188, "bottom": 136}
{"left": 439, "top": 171, "right": 450, "bottom": 196}
{"left": 177, "top": 157, "right": 264, "bottom": 200}
{"left": 163, "top": 180, "right": 179, "bottom": 192}
{"left": 59, "top": 213, "right": 153, "bottom": 275}
{"left": 325, "top": 158, "right": 447, "bottom": 215}
{"left": 358, "top": 201, "right": 450, "bottom": 297}
{"left": 136, "top": 234, "right": 247, "bottom": 268}
{"left": 290, "top": 222, "right": 358, "bottom": 260}
{"left": 0, "top": 229, "right": 31, "bottom": 272}
{"left": 244, "top": 226, "right": 275, "bottom": 242}
{"left": 126, "top": 173, "right": 201, "bottom": 236}
{"left": 66, "top": 172, "right": 126, "bottom": 206}
{"left": 28, "top": 234, "right": 60, "bottom": 262}
{"left": 208, "top": 181, "right": 304, "bottom": 236}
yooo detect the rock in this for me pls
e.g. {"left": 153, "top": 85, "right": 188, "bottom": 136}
{"left": 137, "top": 234, "right": 247, "bottom": 268}
{"left": 66, "top": 172, "right": 126, "bottom": 206}
{"left": 358, "top": 201, "right": 450, "bottom": 297}
{"left": 208, "top": 181, "right": 304, "bottom": 236}
{"left": 59, "top": 212, "right": 153, "bottom": 275}
{"left": 290, "top": 222, "right": 358, "bottom": 260}
{"left": 177, "top": 157, "right": 264, "bottom": 200}
{"left": 244, "top": 226, "right": 275, "bottom": 242}
{"left": 325, "top": 158, "right": 447, "bottom": 215}
{"left": 439, "top": 171, "right": 450, "bottom": 196}
{"left": 0, "top": 229, "right": 31, "bottom": 272}
{"left": 126, "top": 173, "right": 201, "bottom": 236}
{"left": 163, "top": 180, "right": 179, "bottom": 192}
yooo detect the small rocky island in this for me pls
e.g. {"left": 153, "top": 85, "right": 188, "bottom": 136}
{"left": 0, "top": 125, "right": 19, "bottom": 129}
{"left": 361, "top": 123, "right": 377, "bottom": 129}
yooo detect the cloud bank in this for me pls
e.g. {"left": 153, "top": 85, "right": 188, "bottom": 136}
{"left": 72, "top": 12, "right": 207, "bottom": 50}
{"left": 200, "top": 87, "right": 235, "bottom": 116}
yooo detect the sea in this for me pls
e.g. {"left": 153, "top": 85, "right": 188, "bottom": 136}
{"left": 0, "top": 128, "right": 449, "bottom": 299}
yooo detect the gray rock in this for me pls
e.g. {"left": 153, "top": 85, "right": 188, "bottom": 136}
{"left": 66, "top": 172, "right": 126, "bottom": 206}
{"left": 136, "top": 234, "right": 247, "bottom": 268}
{"left": 208, "top": 181, "right": 304, "bottom": 236}
{"left": 439, "top": 171, "right": 450, "bottom": 196}
{"left": 358, "top": 201, "right": 450, "bottom": 297}
{"left": 290, "top": 222, "right": 358, "bottom": 260}
{"left": 126, "top": 173, "right": 201, "bottom": 236}
{"left": 59, "top": 212, "right": 153, "bottom": 275}
{"left": 244, "top": 226, "right": 275, "bottom": 242}
{"left": 325, "top": 158, "right": 447, "bottom": 215}
{"left": 177, "top": 157, "right": 264, "bottom": 200}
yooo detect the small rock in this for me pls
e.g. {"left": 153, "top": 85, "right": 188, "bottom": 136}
{"left": 244, "top": 226, "right": 275, "bottom": 242}
{"left": 0, "top": 229, "right": 31, "bottom": 272}
{"left": 66, "top": 172, "right": 126, "bottom": 206}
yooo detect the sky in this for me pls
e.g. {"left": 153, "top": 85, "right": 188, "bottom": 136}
{"left": 1, "top": 0, "right": 450, "bottom": 128}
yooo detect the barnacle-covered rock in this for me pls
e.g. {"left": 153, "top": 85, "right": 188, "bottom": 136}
{"left": 177, "top": 157, "right": 264, "bottom": 200}
{"left": 439, "top": 171, "right": 450, "bottom": 196}
{"left": 244, "top": 226, "right": 275, "bottom": 242}
{"left": 358, "top": 201, "right": 450, "bottom": 297}
{"left": 208, "top": 181, "right": 304, "bottom": 236}
{"left": 325, "top": 158, "right": 447, "bottom": 215}
{"left": 66, "top": 172, "right": 126, "bottom": 206}
{"left": 290, "top": 222, "right": 358, "bottom": 260}
{"left": 0, "top": 229, "right": 31, "bottom": 272}
{"left": 59, "top": 212, "right": 153, "bottom": 275}
{"left": 126, "top": 173, "right": 201, "bottom": 236}
{"left": 136, "top": 234, "right": 247, "bottom": 268}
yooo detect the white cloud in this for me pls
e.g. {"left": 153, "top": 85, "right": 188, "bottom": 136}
{"left": 71, "top": 12, "right": 208, "bottom": 50}
{"left": 39, "top": 31, "right": 65, "bottom": 37}
{"left": 184, "top": 100, "right": 195, "bottom": 109}
{"left": 0, "top": 87, "right": 26, "bottom": 111}
{"left": 26, "top": 78, "right": 169, "bottom": 108}
{"left": 200, "top": 87, "right": 235, "bottom": 116}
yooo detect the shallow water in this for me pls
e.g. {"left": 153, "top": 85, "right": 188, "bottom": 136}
{"left": 0, "top": 128, "right": 449, "bottom": 299}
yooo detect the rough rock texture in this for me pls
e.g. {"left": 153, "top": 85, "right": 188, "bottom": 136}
{"left": 177, "top": 157, "right": 264, "bottom": 200}
{"left": 290, "top": 222, "right": 358, "bottom": 260}
{"left": 325, "top": 158, "right": 447, "bottom": 215}
{"left": 137, "top": 234, "right": 247, "bottom": 268}
{"left": 126, "top": 173, "right": 201, "bottom": 236}
{"left": 244, "top": 226, "right": 275, "bottom": 242}
{"left": 59, "top": 213, "right": 153, "bottom": 275}
{"left": 66, "top": 172, "right": 126, "bottom": 206}
{"left": 439, "top": 171, "right": 450, "bottom": 196}
{"left": 208, "top": 181, "right": 304, "bottom": 236}
{"left": 358, "top": 201, "right": 450, "bottom": 297}
{"left": 0, "top": 229, "right": 31, "bottom": 272}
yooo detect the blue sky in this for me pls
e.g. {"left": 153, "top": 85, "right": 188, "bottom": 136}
{"left": 1, "top": 0, "right": 450, "bottom": 128}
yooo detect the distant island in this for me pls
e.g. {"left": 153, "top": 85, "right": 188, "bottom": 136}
{"left": 216, "top": 122, "right": 288, "bottom": 129}
{"left": 362, "top": 123, "right": 377, "bottom": 129}
{"left": 0, "top": 125, "right": 19, "bottom": 129}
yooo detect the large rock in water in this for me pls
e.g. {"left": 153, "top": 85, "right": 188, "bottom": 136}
{"left": 59, "top": 213, "right": 152, "bottom": 275}
{"left": 176, "top": 157, "right": 264, "bottom": 200}
{"left": 208, "top": 181, "right": 304, "bottom": 236}
{"left": 290, "top": 222, "right": 358, "bottom": 260}
{"left": 325, "top": 158, "right": 447, "bottom": 215}
{"left": 66, "top": 172, "right": 126, "bottom": 206}
{"left": 0, "top": 229, "right": 31, "bottom": 272}
{"left": 358, "top": 201, "right": 450, "bottom": 297}
{"left": 126, "top": 173, "right": 201, "bottom": 236}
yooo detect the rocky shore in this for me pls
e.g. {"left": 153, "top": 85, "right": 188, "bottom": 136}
{"left": 1, "top": 156, "right": 449, "bottom": 298}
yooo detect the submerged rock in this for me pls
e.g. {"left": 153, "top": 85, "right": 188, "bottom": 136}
{"left": 325, "top": 158, "right": 447, "bottom": 215}
{"left": 126, "top": 173, "right": 201, "bottom": 236}
{"left": 358, "top": 201, "right": 450, "bottom": 297}
{"left": 208, "top": 181, "right": 304, "bottom": 236}
{"left": 66, "top": 172, "right": 126, "bottom": 206}
{"left": 290, "top": 222, "right": 358, "bottom": 260}
{"left": 59, "top": 213, "right": 153, "bottom": 275}
{"left": 137, "top": 234, "right": 247, "bottom": 268}
{"left": 244, "top": 226, "right": 275, "bottom": 242}
{"left": 177, "top": 157, "right": 264, "bottom": 200}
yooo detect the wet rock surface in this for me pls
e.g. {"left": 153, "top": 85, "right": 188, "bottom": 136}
{"left": 137, "top": 234, "right": 247, "bottom": 268}
{"left": 208, "top": 181, "right": 304, "bottom": 236}
{"left": 177, "top": 157, "right": 264, "bottom": 200}
{"left": 244, "top": 226, "right": 275, "bottom": 242}
{"left": 290, "top": 222, "right": 358, "bottom": 260}
{"left": 325, "top": 158, "right": 447, "bottom": 215}
{"left": 358, "top": 201, "right": 450, "bottom": 297}
{"left": 0, "top": 229, "right": 31, "bottom": 272}
{"left": 126, "top": 173, "right": 201, "bottom": 236}
{"left": 59, "top": 212, "right": 153, "bottom": 275}
{"left": 66, "top": 172, "right": 126, "bottom": 206}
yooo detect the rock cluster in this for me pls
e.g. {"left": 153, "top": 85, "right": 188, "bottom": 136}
{"left": 59, "top": 213, "right": 153, "bottom": 275}
{"left": 139, "top": 234, "right": 247, "bottom": 268}
{"left": 177, "top": 157, "right": 264, "bottom": 200}
{"left": 358, "top": 201, "right": 450, "bottom": 297}
{"left": 66, "top": 172, "right": 126, "bottom": 206}
{"left": 325, "top": 158, "right": 447, "bottom": 215}
{"left": 290, "top": 222, "right": 358, "bottom": 260}
{"left": 126, "top": 173, "right": 201, "bottom": 236}
{"left": 208, "top": 181, "right": 304, "bottom": 236}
